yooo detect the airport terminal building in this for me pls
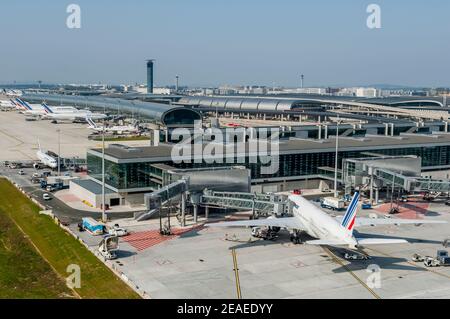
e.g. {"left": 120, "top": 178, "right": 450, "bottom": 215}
{"left": 86, "top": 133, "right": 450, "bottom": 199}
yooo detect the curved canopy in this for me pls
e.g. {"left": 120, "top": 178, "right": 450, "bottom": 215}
{"left": 23, "top": 93, "right": 201, "bottom": 126}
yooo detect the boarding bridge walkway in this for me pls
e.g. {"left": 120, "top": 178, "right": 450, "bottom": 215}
{"left": 134, "top": 179, "right": 188, "bottom": 221}
{"left": 200, "top": 190, "right": 291, "bottom": 217}
{"left": 373, "top": 167, "right": 450, "bottom": 193}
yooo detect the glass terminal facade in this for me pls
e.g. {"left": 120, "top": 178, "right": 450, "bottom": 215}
{"left": 87, "top": 144, "right": 450, "bottom": 192}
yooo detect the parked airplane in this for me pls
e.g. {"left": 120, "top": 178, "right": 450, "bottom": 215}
{"left": 4, "top": 89, "right": 23, "bottom": 97}
{"left": 41, "top": 103, "right": 107, "bottom": 121}
{"left": 36, "top": 140, "right": 58, "bottom": 169}
{"left": 207, "top": 192, "right": 447, "bottom": 249}
{"left": 86, "top": 117, "right": 138, "bottom": 134}
{"left": 14, "top": 98, "right": 45, "bottom": 115}
{"left": 0, "top": 99, "right": 16, "bottom": 108}
{"left": 14, "top": 99, "right": 79, "bottom": 116}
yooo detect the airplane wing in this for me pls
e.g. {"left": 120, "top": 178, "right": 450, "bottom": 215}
{"left": 206, "top": 217, "right": 304, "bottom": 229}
{"left": 336, "top": 216, "right": 447, "bottom": 227}
{"left": 305, "top": 238, "right": 408, "bottom": 246}
{"left": 355, "top": 238, "right": 408, "bottom": 245}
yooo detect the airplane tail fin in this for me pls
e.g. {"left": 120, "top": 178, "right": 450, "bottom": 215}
{"left": 340, "top": 191, "right": 360, "bottom": 235}
{"left": 86, "top": 116, "right": 97, "bottom": 128}
{"left": 10, "top": 99, "right": 20, "bottom": 109}
{"left": 41, "top": 102, "right": 53, "bottom": 114}
{"left": 16, "top": 98, "right": 30, "bottom": 110}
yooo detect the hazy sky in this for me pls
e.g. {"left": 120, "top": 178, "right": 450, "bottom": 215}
{"left": 1, "top": 0, "right": 449, "bottom": 87}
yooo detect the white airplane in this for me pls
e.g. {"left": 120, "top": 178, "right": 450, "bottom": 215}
{"left": 36, "top": 140, "right": 58, "bottom": 169}
{"left": 0, "top": 99, "right": 16, "bottom": 108}
{"left": 41, "top": 102, "right": 107, "bottom": 121}
{"left": 4, "top": 89, "right": 23, "bottom": 97}
{"left": 207, "top": 192, "right": 447, "bottom": 249}
{"left": 14, "top": 99, "right": 79, "bottom": 116}
{"left": 14, "top": 98, "right": 45, "bottom": 115}
{"left": 86, "top": 117, "right": 138, "bottom": 134}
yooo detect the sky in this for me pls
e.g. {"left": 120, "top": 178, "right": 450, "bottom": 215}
{"left": 0, "top": 0, "right": 449, "bottom": 87}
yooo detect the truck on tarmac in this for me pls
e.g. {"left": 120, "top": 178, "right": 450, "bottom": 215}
{"left": 424, "top": 250, "right": 450, "bottom": 267}
{"left": 320, "top": 197, "right": 345, "bottom": 211}
{"left": 81, "top": 217, "right": 105, "bottom": 236}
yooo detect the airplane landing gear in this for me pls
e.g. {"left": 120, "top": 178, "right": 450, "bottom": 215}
{"left": 290, "top": 230, "right": 303, "bottom": 245}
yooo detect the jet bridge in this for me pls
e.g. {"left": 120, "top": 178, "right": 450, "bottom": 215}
{"left": 373, "top": 168, "right": 450, "bottom": 193}
{"left": 343, "top": 155, "right": 450, "bottom": 202}
{"left": 134, "top": 179, "right": 188, "bottom": 221}
{"left": 134, "top": 166, "right": 252, "bottom": 222}
{"left": 200, "top": 190, "right": 291, "bottom": 217}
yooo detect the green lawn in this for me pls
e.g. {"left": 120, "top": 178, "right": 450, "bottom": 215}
{"left": 0, "top": 204, "right": 75, "bottom": 298}
{"left": 0, "top": 178, "right": 140, "bottom": 299}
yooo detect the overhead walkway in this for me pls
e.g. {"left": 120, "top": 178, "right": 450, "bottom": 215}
{"left": 343, "top": 155, "right": 450, "bottom": 194}
{"left": 200, "top": 190, "right": 291, "bottom": 217}
{"left": 134, "top": 179, "right": 188, "bottom": 221}
{"left": 374, "top": 167, "right": 450, "bottom": 193}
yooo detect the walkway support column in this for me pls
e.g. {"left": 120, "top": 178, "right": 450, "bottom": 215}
{"left": 193, "top": 204, "right": 198, "bottom": 223}
{"left": 181, "top": 192, "right": 186, "bottom": 227}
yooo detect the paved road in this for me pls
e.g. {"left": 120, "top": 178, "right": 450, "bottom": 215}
{"left": 1, "top": 165, "right": 134, "bottom": 224}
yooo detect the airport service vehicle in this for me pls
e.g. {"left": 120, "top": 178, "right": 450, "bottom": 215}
{"left": 412, "top": 254, "right": 426, "bottom": 262}
{"left": 98, "top": 235, "right": 119, "bottom": 260}
{"left": 207, "top": 192, "right": 447, "bottom": 250}
{"left": 42, "top": 193, "right": 51, "bottom": 201}
{"left": 41, "top": 103, "right": 107, "bottom": 121}
{"left": 8, "top": 163, "right": 18, "bottom": 169}
{"left": 82, "top": 217, "right": 105, "bottom": 235}
{"left": 321, "top": 197, "right": 345, "bottom": 211}
{"left": 292, "top": 189, "right": 302, "bottom": 195}
{"left": 18, "top": 170, "right": 25, "bottom": 175}
{"left": 361, "top": 200, "right": 372, "bottom": 209}
{"left": 251, "top": 227, "right": 277, "bottom": 240}
{"left": 423, "top": 250, "right": 450, "bottom": 267}
{"left": 86, "top": 117, "right": 138, "bottom": 134}
{"left": 108, "top": 224, "right": 128, "bottom": 237}
{"left": 344, "top": 252, "right": 370, "bottom": 260}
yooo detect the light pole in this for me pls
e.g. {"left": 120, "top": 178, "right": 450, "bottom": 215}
{"left": 334, "top": 117, "right": 341, "bottom": 198}
{"left": 101, "top": 122, "right": 107, "bottom": 223}
{"left": 57, "top": 129, "right": 61, "bottom": 176}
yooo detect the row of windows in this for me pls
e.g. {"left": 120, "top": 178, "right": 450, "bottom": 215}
{"left": 87, "top": 145, "right": 450, "bottom": 190}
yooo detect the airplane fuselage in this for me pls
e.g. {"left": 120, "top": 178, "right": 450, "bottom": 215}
{"left": 36, "top": 150, "right": 58, "bottom": 168}
{"left": 290, "top": 195, "right": 357, "bottom": 247}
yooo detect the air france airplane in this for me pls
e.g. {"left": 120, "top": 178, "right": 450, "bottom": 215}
{"left": 42, "top": 103, "right": 107, "bottom": 121}
{"left": 207, "top": 192, "right": 447, "bottom": 249}
{"left": 15, "top": 98, "right": 45, "bottom": 115}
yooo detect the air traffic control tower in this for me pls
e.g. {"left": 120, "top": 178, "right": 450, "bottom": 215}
{"left": 146, "top": 59, "right": 154, "bottom": 94}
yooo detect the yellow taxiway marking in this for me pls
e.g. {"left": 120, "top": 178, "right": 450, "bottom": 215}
{"left": 322, "top": 246, "right": 381, "bottom": 299}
